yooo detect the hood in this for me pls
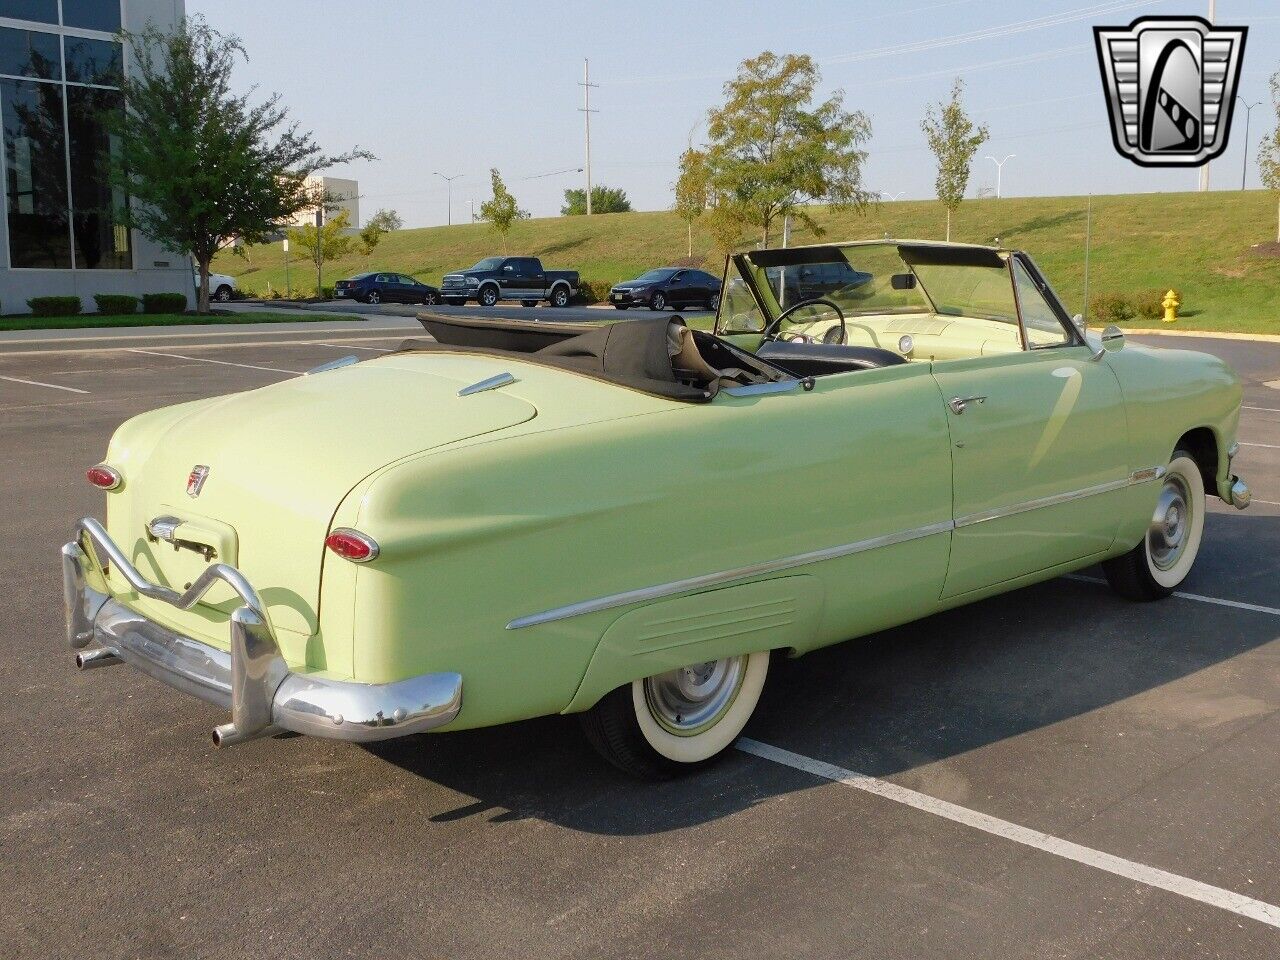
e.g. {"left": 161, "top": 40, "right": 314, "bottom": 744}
{"left": 107, "top": 360, "right": 536, "bottom": 639}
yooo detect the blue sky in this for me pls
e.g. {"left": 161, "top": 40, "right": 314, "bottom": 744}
{"left": 188, "top": 0, "right": 1280, "bottom": 227}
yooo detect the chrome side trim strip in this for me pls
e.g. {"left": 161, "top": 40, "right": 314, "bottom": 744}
{"left": 458, "top": 372, "right": 517, "bottom": 396}
{"left": 507, "top": 466, "right": 1167, "bottom": 631}
{"left": 954, "top": 466, "right": 1163, "bottom": 528}
{"left": 506, "top": 520, "right": 955, "bottom": 629}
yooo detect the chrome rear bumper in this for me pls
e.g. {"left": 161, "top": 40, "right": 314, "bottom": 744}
{"left": 63, "top": 518, "right": 462, "bottom": 747}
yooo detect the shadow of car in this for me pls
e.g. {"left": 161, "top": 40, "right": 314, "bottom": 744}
{"left": 335, "top": 272, "right": 442, "bottom": 305}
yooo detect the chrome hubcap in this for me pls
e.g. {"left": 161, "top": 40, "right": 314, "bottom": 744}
{"left": 1148, "top": 474, "right": 1192, "bottom": 571}
{"left": 644, "top": 656, "right": 746, "bottom": 736}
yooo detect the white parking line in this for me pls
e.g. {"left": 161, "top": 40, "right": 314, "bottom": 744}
{"left": 126, "top": 348, "right": 303, "bottom": 376}
{"left": 0, "top": 374, "right": 89, "bottom": 394}
{"left": 1242, "top": 406, "right": 1280, "bottom": 414}
{"left": 317, "top": 342, "right": 391, "bottom": 352}
{"left": 736, "top": 738, "right": 1280, "bottom": 930}
{"left": 1240, "top": 441, "right": 1280, "bottom": 450}
{"left": 1065, "top": 573, "right": 1280, "bottom": 617}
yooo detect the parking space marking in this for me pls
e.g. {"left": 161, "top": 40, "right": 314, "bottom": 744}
{"left": 1240, "top": 441, "right": 1280, "bottom": 450}
{"left": 1242, "top": 406, "right": 1280, "bottom": 414}
{"left": 126, "top": 348, "right": 304, "bottom": 376}
{"left": 317, "top": 342, "right": 392, "bottom": 352}
{"left": 736, "top": 738, "right": 1280, "bottom": 930}
{"left": 1065, "top": 574, "right": 1280, "bottom": 617}
{"left": 0, "top": 374, "right": 89, "bottom": 394}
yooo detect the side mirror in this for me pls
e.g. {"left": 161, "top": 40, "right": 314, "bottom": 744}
{"left": 1071, "top": 313, "right": 1085, "bottom": 333}
{"left": 723, "top": 312, "right": 765, "bottom": 334}
{"left": 503, "top": 265, "right": 514, "bottom": 272}
{"left": 891, "top": 273, "right": 917, "bottom": 290}
{"left": 1101, "top": 325, "right": 1124, "bottom": 349}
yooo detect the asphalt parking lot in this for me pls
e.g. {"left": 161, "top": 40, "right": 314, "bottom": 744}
{"left": 1, "top": 327, "right": 1277, "bottom": 959}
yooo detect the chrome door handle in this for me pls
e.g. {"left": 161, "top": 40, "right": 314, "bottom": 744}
{"left": 948, "top": 395, "right": 987, "bottom": 414}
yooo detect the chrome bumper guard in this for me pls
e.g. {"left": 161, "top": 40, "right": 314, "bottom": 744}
{"left": 63, "top": 517, "right": 462, "bottom": 747}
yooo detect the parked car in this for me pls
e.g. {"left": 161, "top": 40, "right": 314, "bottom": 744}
{"left": 333, "top": 272, "right": 442, "bottom": 305}
{"left": 440, "top": 257, "right": 579, "bottom": 307}
{"left": 196, "top": 269, "right": 237, "bottom": 303}
{"left": 764, "top": 260, "right": 873, "bottom": 308}
{"left": 65, "top": 239, "right": 1249, "bottom": 779}
{"left": 609, "top": 267, "right": 722, "bottom": 311}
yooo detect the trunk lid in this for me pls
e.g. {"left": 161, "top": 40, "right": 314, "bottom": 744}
{"left": 109, "top": 360, "right": 536, "bottom": 643}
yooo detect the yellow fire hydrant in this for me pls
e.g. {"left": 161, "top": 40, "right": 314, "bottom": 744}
{"left": 1161, "top": 289, "right": 1180, "bottom": 324}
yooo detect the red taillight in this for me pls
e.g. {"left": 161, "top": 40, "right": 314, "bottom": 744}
{"left": 86, "top": 464, "right": 122, "bottom": 490}
{"left": 325, "top": 528, "right": 379, "bottom": 562}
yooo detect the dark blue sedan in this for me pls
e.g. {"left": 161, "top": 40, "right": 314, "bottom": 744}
{"left": 334, "top": 272, "right": 442, "bottom": 305}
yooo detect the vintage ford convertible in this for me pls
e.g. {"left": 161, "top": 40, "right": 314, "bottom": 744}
{"left": 64, "top": 240, "right": 1251, "bottom": 778}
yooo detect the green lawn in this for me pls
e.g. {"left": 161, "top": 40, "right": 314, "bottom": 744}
{"left": 0, "top": 311, "right": 357, "bottom": 332}
{"left": 216, "top": 190, "right": 1280, "bottom": 336}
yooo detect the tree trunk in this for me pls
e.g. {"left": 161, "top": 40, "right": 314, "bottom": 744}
{"left": 946, "top": 208, "right": 952, "bottom": 242}
{"left": 196, "top": 258, "right": 211, "bottom": 314}
{"left": 1276, "top": 197, "right": 1279, "bottom": 242}
{"left": 687, "top": 222, "right": 692, "bottom": 258}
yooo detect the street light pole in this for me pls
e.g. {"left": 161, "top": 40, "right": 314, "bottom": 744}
{"left": 433, "top": 172, "right": 461, "bottom": 226}
{"left": 1237, "top": 97, "right": 1262, "bottom": 190}
{"left": 985, "top": 155, "right": 1015, "bottom": 198}
{"left": 579, "top": 59, "right": 598, "bottom": 215}
{"left": 1200, "top": 0, "right": 1216, "bottom": 191}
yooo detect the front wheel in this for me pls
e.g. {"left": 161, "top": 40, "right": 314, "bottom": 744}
{"left": 579, "top": 651, "right": 770, "bottom": 779}
{"left": 649, "top": 292, "right": 667, "bottom": 311}
{"left": 423, "top": 291, "right": 441, "bottom": 306}
{"left": 478, "top": 286, "right": 499, "bottom": 307}
{"left": 213, "top": 285, "right": 233, "bottom": 303}
{"left": 1102, "top": 451, "right": 1205, "bottom": 601}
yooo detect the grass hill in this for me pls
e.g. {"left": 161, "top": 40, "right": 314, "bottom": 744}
{"left": 215, "top": 190, "right": 1280, "bottom": 334}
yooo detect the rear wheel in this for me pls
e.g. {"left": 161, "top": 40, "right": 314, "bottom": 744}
{"left": 579, "top": 651, "right": 769, "bottom": 779}
{"left": 1103, "top": 451, "right": 1204, "bottom": 601}
{"left": 478, "top": 286, "right": 499, "bottom": 307}
{"left": 365, "top": 290, "right": 382, "bottom": 305}
{"left": 707, "top": 292, "right": 721, "bottom": 311}
{"left": 550, "top": 286, "right": 570, "bottom": 308}
{"left": 213, "top": 284, "right": 233, "bottom": 303}
{"left": 650, "top": 292, "right": 667, "bottom": 311}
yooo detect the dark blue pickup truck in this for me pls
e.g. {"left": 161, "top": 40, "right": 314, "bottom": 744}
{"left": 440, "top": 257, "right": 580, "bottom": 307}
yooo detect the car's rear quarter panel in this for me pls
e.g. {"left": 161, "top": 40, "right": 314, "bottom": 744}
{"left": 340, "top": 362, "right": 955, "bottom": 730}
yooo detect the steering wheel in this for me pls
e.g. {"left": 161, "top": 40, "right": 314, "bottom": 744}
{"left": 762, "top": 297, "right": 847, "bottom": 345}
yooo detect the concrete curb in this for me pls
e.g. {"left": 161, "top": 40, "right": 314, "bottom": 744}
{"left": 1117, "top": 328, "right": 1280, "bottom": 344}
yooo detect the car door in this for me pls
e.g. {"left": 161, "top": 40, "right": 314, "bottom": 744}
{"left": 398, "top": 275, "right": 423, "bottom": 302}
{"left": 932, "top": 257, "right": 1130, "bottom": 598}
{"left": 666, "top": 270, "right": 689, "bottom": 306}
{"left": 522, "top": 258, "right": 546, "bottom": 299}
{"left": 374, "top": 274, "right": 394, "bottom": 301}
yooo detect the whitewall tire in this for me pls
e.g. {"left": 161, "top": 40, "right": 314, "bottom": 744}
{"left": 580, "top": 651, "right": 770, "bottom": 779}
{"left": 1103, "top": 451, "right": 1205, "bottom": 600}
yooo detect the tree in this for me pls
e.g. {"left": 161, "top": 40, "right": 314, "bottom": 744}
{"left": 287, "top": 208, "right": 354, "bottom": 295}
{"left": 358, "top": 208, "right": 403, "bottom": 256}
{"left": 561, "top": 185, "right": 632, "bottom": 215}
{"left": 673, "top": 148, "right": 711, "bottom": 257}
{"left": 1259, "top": 68, "right": 1280, "bottom": 242}
{"left": 478, "top": 168, "right": 528, "bottom": 252}
{"left": 109, "top": 16, "right": 370, "bottom": 313}
{"left": 921, "top": 77, "right": 989, "bottom": 242}
{"left": 702, "top": 51, "right": 872, "bottom": 248}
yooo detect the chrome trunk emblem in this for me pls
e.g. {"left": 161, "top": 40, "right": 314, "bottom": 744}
{"left": 186, "top": 465, "right": 210, "bottom": 498}
{"left": 1094, "top": 16, "right": 1247, "bottom": 167}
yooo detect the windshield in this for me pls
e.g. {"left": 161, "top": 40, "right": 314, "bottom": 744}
{"left": 631, "top": 269, "right": 676, "bottom": 284}
{"left": 762, "top": 245, "right": 932, "bottom": 319}
{"left": 469, "top": 258, "right": 504, "bottom": 271}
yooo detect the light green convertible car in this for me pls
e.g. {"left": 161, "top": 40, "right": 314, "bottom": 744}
{"left": 64, "top": 240, "right": 1251, "bottom": 778}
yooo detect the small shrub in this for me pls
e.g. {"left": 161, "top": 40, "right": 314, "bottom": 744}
{"left": 319, "top": 285, "right": 334, "bottom": 300}
{"left": 1089, "top": 292, "right": 1135, "bottom": 324}
{"left": 1134, "top": 288, "right": 1168, "bottom": 321}
{"left": 93, "top": 294, "right": 139, "bottom": 315}
{"left": 28, "top": 296, "right": 82, "bottom": 317}
{"left": 142, "top": 292, "right": 188, "bottom": 314}
{"left": 575, "top": 279, "right": 612, "bottom": 304}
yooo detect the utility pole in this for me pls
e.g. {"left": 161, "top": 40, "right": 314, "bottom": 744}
{"left": 468, "top": 198, "right": 475, "bottom": 223}
{"left": 579, "top": 59, "right": 598, "bottom": 215}
{"left": 314, "top": 207, "right": 323, "bottom": 297}
{"left": 985, "top": 155, "right": 1015, "bottom": 198}
{"left": 1199, "top": 0, "right": 1215, "bottom": 192}
{"left": 1237, "top": 96, "right": 1262, "bottom": 190}
{"left": 1082, "top": 194, "right": 1093, "bottom": 326}
{"left": 433, "top": 172, "right": 461, "bottom": 226}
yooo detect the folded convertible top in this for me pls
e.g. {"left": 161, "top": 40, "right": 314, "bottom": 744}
{"left": 402, "top": 312, "right": 714, "bottom": 403}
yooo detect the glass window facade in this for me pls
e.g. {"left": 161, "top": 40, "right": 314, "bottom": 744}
{"left": 0, "top": 1, "right": 130, "bottom": 269}
{"left": 0, "top": 0, "right": 59, "bottom": 25}
{"left": 60, "top": 0, "right": 121, "bottom": 34}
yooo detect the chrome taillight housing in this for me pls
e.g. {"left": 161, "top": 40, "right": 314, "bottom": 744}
{"left": 86, "top": 464, "right": 122, "bottom": 490}
{"left": 325, "top": 528, "right": 380, "bottom": 562}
